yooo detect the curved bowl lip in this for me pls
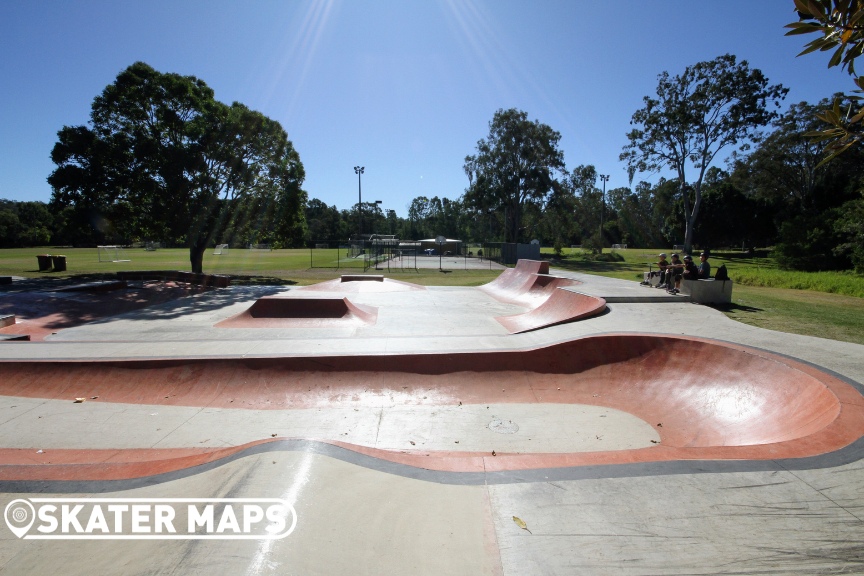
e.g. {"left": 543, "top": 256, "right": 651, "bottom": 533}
{"left": 0, "top": 333, "right": 862, "bottom": 490}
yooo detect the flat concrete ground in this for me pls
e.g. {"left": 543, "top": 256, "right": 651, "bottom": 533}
{"left": 0, "top": 268, "right": 862, "bottom": 575}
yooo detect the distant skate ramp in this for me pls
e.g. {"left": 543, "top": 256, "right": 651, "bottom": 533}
{"left": 496, "top": 288, "right": 606, "bottom": 333}
{"left": 479, "top": 259, "right": 580, "bottom": 306}
{"left": 300, "top": 276, "right": 426, "bottom": 293}
{"left": 215, "top": 296, "right": 377, "bottom": 328}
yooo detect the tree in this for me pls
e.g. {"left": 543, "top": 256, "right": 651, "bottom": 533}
{"left": 463, "top": 108, "right": 565, "bottom": 243}
{"left": 48, "top": 62, "right": 305, "bottom": 272}
{"left": 786, "top": 0, "right": 864, "bottom": 160}
{"left": 729, "top": 95, "right": 863, "bottom": 268}
{"left": 621, "top": 54, "right": 787, "bottom": 254}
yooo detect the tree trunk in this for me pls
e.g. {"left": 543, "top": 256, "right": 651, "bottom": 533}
{"left": 189, "top": 243, "right": 206, "bottom": 274}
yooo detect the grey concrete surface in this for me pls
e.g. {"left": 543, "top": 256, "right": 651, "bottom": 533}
{"left": 0, "top": 269, "right": 862, "bottom": 575}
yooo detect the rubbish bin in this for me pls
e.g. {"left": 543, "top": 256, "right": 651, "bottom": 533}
{"left": 37, "top": 254, "right": 52, "bottom": 271}
{"left": 51, "top": 255, "right": 67, "bottom": 272}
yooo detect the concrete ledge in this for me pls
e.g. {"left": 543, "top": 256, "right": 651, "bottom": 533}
{"left": 0, "top": 334, "right": 29, "bottom": 341}
{"left": 680, "top": 278, "right": 733, "bottom": 304}
{"left": 341, "top": 275, "right": 384, "bottom": 282}
{"left": 54, "top": 280, "right": 128, "bottom": 293}
{"left": 0, "top": 314, "right": 15, "bottom": 328}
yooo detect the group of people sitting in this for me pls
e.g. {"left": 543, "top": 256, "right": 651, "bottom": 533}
{"left": 644, "top": 252, "right": 711, "bottom": 294}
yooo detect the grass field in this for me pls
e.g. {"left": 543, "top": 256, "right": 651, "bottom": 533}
{"left": 0, "top": 247, "right": 499, "bottom": 287}
{"left": 2, "top": 245, "right": 863, "bottom": 345}
{"left": 543, "top": 247, "right": 864, "bottom": 345}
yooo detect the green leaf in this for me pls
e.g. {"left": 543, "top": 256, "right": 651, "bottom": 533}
{"left": 784, "top": 22, "right": 822, "bottom": 35}
{"left": 829, "top": 45, "right": 846, "bottom": 67}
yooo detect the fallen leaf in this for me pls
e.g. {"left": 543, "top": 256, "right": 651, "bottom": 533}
{"left": 73, "top": 398, "right": 85, "bottom": 403}
{"left": 512, "top": 516, "right": 532, "bottom": 534}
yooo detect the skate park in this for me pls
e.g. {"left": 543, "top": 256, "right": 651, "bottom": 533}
{"left": 0, "top": 260, "right": 863, "bottom": 574}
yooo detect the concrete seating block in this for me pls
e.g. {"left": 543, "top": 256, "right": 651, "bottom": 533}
{"left": 680, "top": 278, "right": 733, "bottom": 304}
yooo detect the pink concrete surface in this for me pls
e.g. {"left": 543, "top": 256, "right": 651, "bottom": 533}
{"left": 478, "top": 259, "right": 551, "bottom": 304}
{"left": 495, "top": 289, "right": 607, "bottom": 333}
{"left": 214, "top": 296, "right": 377, "bottom": 328}
{"left": 1, "top": 334, "right": 862, "bottom": 481}
{"left": 479, "top": 259, "right": 601, "bottom": 332}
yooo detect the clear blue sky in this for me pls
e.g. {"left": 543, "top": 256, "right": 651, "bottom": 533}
{"left": 0, "top": 0, "right": 852, "bottom": 217}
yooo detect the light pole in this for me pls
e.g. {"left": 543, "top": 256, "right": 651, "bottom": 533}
{"left": 354, "top": 166, "right": 364, "bottom": 240}
{"left": 598, "top": 174, "right": 610, "bottom": 247}
{"left": 387, "top": 209, "right": 396, "bottom": 235}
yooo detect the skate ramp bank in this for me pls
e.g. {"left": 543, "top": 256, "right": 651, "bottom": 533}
{"left": 479, "top": 259, "right": 582, "bottom": 307}
{"left": 2, "top": 334, "right": 862, "bottom": 484}
{"left": 496, "top": 289, "right": 606, "bottom": 333}
{"left": 215, "top": 296, "right": 377, "bottom": 328}
{"left": 300, "top": 276, "right": 426, "bottom": 292}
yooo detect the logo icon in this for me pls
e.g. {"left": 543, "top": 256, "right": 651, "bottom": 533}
{"left": 4, "top": 499, "right": 35, "bottom": 539}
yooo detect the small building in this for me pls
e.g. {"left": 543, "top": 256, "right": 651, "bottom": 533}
{"left": 418, "top": 238, "right": 462, "bottom": 255}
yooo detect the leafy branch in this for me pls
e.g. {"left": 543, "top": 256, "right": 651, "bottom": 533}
{"left": 786, "top": 0, "right": 864, "bottom": 162}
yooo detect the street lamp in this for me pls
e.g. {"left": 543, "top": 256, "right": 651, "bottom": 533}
{"left": 598, "top": 174, "right": 610, "bottom": 247}
{"left": 354, "top": 166, "right": 364, "bottom": 239}
{"left": 387, "top": 209, "right": 396, "bottom": 235}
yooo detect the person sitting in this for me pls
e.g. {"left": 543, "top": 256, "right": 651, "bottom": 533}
{"left": 697, "top": 252, "right": 711, "bottom": 279}
{"left": 681, "top": 255, "right": 700, "bottom": 281}
{"left": 662, "top": 253, "right": 684, "bottom": 291}
{"left": 642, "top": 253, "right": 669, "bottom": 286}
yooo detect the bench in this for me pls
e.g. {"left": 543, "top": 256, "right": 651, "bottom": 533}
{"left": 680, "top": 278, "right": 733, "bottom": 304}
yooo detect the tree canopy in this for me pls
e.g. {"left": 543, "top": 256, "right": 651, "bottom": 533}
{"left": 621, "top": 54, "right": 787, "bottom": 254}
{"left": 48, "top": 62, "right": 306, "bottom": 272}
{"left": 463, "top": 108, "right": 565, "bottom": 243}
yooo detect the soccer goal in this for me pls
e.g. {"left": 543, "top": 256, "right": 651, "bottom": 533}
{"left": 611, "top": 244, "right": 628, "bottom": 250}
{"left": 213, "top": 244, "right": 229, "bottom": 255}
{"left": 97, "top": 245, "right": 130, "bottom": 262}
{"left": 248, "top": 243, "right": 272, "bottom": 251}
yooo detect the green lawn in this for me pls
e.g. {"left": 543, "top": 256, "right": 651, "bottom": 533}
{"left": 0, "top": 247, "right": 499, "bottom": 287}
{"left": 3, "top": 246, "right": 863, "bottom": 345}
{"left": 544, "top": 247, "right": 864, "bottom": 346}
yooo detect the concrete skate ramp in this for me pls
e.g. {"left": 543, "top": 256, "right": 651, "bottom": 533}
{"left": 215, "top": 296, "right": 377, "bottom": 328}
{"left": 496, "top": 288, "right": 607, "bottom": 333}
{"left": 1, "top": 334, "right": 862, "bottom": 483}
{"left": 479, "top": 259, "right": 581, "bottom": 307}
{"left": 300, "top": 276, "right": 426, "bottom": 292}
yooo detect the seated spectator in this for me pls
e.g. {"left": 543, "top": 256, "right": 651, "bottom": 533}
{"left": 642, "top": 253, "right": 669, "bottom": 285}
{"left": 697, "top": 252, "right": 711, "bottom": 279}
{"left": 662, "top": 253, "right": 684, "bottom": 291}
{"left": 681, "top": 255, "right": 700, "bottom": 281}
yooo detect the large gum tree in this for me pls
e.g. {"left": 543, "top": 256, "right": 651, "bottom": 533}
{"left": 49, "top": 62, "right": 305, "bottom": 273}
{"left": 621, "top": 54, "right": 787, "bottom": 254}
{"left": 463, "top": 108, "right": 565, "bottom": 244}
